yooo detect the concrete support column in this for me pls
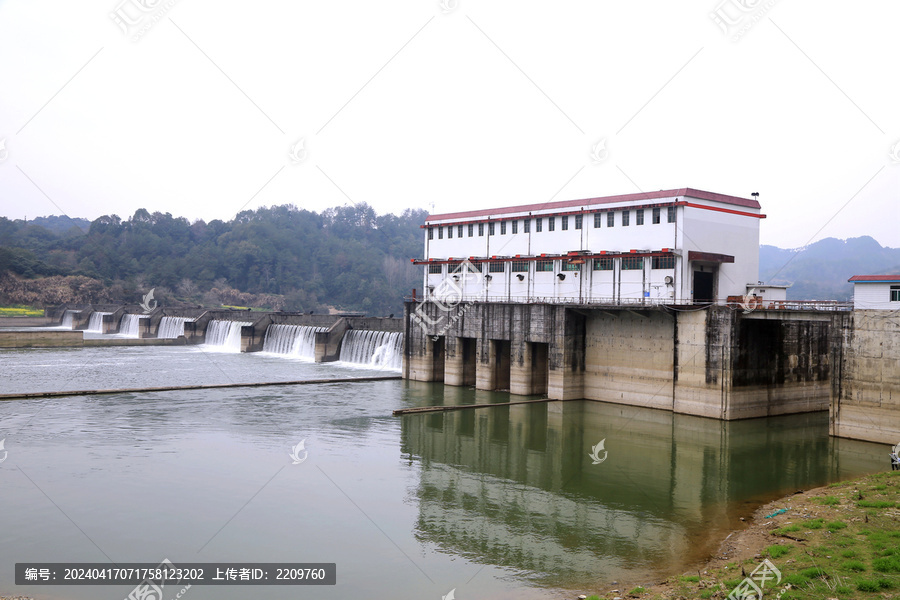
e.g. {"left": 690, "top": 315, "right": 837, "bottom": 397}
{"left": 548, "top": 308, "right": 585, "bottom": 401}
{"left": 510, "top": 338, "right": 534, "bottom": 396}
{"left": 476, "top": 337, "right": 496, "bottom": 391}
{"left": 444, "top": 336, "right": 464, "bottom": 386}
{"left": 404, "top": 302, "right": 445, "bottom": 382}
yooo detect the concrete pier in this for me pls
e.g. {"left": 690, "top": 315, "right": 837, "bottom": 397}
{"left": 831, "top": 310, "right": 900, "bottom": 444}
{"left": 404, "top": 301, "right": 839, "bottom": 420}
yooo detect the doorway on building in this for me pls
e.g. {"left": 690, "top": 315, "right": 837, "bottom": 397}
{"left": 693, "top": 270, "right": 715, "bottom": 303}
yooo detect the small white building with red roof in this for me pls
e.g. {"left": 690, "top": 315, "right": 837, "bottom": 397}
{"left": 414, "top": 187, "right": 765, "bottom": 304}
{"left": 848, "top": 275, "right": 900, "bottom": 310}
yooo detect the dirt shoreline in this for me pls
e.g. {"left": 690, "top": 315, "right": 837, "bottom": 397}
{"left": 596, "top": 481, "right": 862, "bottom": 599}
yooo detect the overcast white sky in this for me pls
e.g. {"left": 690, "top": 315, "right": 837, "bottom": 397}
{"left": 0, "top": 0, "right": 898, "bottom": 248}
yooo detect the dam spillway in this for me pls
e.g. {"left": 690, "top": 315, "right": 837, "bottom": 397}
{"left": 340, "top": 330, "right": 403, "bottom": 370}
{"left": 262, "top": 324, "right": 325, "bottom": 359}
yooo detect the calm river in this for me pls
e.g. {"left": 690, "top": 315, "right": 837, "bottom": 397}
{"left": 0, "top": 345, "right": 887, "bottom": 599}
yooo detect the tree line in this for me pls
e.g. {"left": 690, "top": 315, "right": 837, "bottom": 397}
{"left": 0, "top": 204, "right": 427, "bottom": 316}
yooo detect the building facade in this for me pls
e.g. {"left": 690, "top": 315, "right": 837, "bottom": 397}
{"left": 848, "top": 275, "right": 900, "bottom": 310}
{"left": 414, "top": 188, "right": 764, "bottom": 304}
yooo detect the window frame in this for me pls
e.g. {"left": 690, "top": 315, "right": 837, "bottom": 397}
{"left": 561, "top": 215, "right": 568, "bottom": 231}
{"left": 478, "top": 223, "right": 485, "bottom": 236}
{"left": 548, "top": 216, "right": 555, "bottom": 232}
{"left": 428, "top": 263, "right": 442, "bottom": 274}
{"left": 667, "top": 206, "right": 676, "bottom": 223}
{"left": 511, "top": 260, "right": 528, "bottom": 272}
{"left": 488, "top": 261, "right": 505, "bottom": 273}
{"left": 607, "top": 212, "right": 615, "bottom": 227}
{"left": 622, "top": 211, "right": 630, "bottom": 227}
{"left": 593, "top": 257, "right": 614, "bottom": 271}
{"left": 622, "top": 256, "right": 644, "bottom": 270}
{"left": 652, "top": 256, "right": 675, "bottom": 270}
{"left": 535, "top": 218, "right": 542, "bottom": 233}
{"left": 535, "top": 259, "right": 553, "bottom": 272}
{"left": 636, "top": 209, "right": 644, "bottom": 226}
{"left": 652, "top": 207, "right": 661, "bottom": 224}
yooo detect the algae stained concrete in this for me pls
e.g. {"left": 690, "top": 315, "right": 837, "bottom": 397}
{"left": 832, "top": 310, "right": 900, "bottom": 444}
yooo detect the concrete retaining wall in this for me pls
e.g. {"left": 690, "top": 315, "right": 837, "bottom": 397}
{"left": 832, "top": 310, "right": 900, "bottom": 444}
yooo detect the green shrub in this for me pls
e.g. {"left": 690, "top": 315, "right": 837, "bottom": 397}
{"left": 816, "top": 495, "right": 841, "bottom": 505}
{"left": 841, "top": 549, "right": 858, "bottom": 558}
{"left": 804, "top": 518, "right": 825, "bottom": 529}
{"left": 774, "top": 523, "right": 802, "bottom": 535}
{"left": 800, "top": 566, "right": 826, "bottom": 579}
{"left": 767, "top": 544, "right": 792, "bottom": 558}
{"left": 857, "top": 500, "right": 895, "bottom": 508}
{"left": 843, "top": 560, "right": 866, "bottom": 572}
{"left": 873, "top": 555, "right": 900, "bottom": 573}
{"left": 827, "top": 521, "right": 848, "bottom": 531}
{"left": 783, "top": 573, "right": 810, "bottom": 586}
{"left": 856, "top": 577, "right": 895, "bottom": 591}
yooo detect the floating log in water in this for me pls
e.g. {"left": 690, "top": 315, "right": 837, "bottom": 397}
{"left": 0, "top": 375, "right": 401, "bottom": 402}
{"left": 393, "top": 398, "right": 555, "bottom": 416}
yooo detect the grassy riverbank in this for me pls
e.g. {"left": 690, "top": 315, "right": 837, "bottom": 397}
{"left": 586, "top": 468, "right": 900, "bottom": 600}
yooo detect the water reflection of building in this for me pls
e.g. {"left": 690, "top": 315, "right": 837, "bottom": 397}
{"left": 400, "top": 386, "right": 881, "bottom": 586}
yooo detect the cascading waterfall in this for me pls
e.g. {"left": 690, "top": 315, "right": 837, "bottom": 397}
{"left": 85, "top": 312, "right": 112, "bottom": 333}
{"left": 157, "top": 316, "right": 194, "bottom": 339}
{"left": 262, "top": 324, "right": 326, "bottom": 360}
{"left": 60, "top": 310, "right": 78, "bottom": 329}
{"left": 339, "top": 330, "right": 403, "bottom": 370}
{"left": 204, "top": 320, "right": 252, "bottom": 352}
{"left": 118, "top": 314, "right": 148, "bottom": 338}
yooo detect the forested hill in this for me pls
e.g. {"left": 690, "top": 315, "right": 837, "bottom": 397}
{"left": 0, "top": 204, "right": 427, "bottom": 315}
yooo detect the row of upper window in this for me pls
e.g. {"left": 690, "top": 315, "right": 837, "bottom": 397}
{"left": 427, "top": 255, "right": 675, "bottom": 274}
{"left": 427, "top": 207, "right": 677, "bottom": 240}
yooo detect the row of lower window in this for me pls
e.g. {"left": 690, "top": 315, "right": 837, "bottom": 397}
{"left": 428, "top": 207, "right": 677, "bottom": 240}
{"left": 427, "top": 256, "right": 676, "bottom": 274}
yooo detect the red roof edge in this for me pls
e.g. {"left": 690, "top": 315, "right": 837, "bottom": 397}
{"left": 424, "top": 188, "right": 760, "bottom": 222}
{"left": 848, "top": 275, "right": 900, "bottom": 282}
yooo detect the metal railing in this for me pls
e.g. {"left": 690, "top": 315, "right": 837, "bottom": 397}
{"left": 404, "top": 295, "right": 854, "bottom": 311}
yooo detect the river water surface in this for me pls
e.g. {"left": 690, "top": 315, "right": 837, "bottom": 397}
{"left": 0, "top": 344, "right": 887, "bottom": 599}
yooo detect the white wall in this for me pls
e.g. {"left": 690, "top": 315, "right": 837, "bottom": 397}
{"left": 679, "top": 204, "right": 760, "bottom": 300}
{"left": 853, "top": 282, "right": 900, "bottom": 310}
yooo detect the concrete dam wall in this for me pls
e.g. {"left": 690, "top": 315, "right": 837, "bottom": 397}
{"left": 404, "top": 301, "right": 841, "bottom": 421}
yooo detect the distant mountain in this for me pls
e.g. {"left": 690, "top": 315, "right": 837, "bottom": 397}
{"left": 26, "top": 215, "right": 91, "bottom": 235}
{"left": 760, "top": 236, "right": 900, "bottom": 300}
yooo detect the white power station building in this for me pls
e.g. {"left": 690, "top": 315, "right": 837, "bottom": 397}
{"left": 414, "top": 188, "right": 765, "bottom": 304}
